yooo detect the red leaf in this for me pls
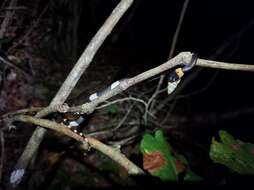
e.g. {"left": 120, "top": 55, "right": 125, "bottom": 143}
{"left": 143, "top": 152, "right": 165, "bottom": 173}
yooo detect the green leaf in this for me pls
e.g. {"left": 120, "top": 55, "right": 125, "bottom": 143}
{"left": 140, "top": 130, "right": 178, "bottom": 181}
{"left": 219, "top": 130, "right": 237, "bottom": 145}
{"left": 210, "top": 130, "right": 254, "bottom": 174}
{"left": 184, "top": 170, "right": 203, "bottom": 182}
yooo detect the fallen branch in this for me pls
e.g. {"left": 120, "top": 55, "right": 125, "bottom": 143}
{"left": 11, "top": 115, "right": 144, "bottom": 175}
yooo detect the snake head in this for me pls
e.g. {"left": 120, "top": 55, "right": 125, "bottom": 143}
{"left": 182, "top": 53, "right": 198, "bottom": 72}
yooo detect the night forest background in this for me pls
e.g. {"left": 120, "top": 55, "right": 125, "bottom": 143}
{"left": 1, "top": 0, "right": 254, "bottom": 189}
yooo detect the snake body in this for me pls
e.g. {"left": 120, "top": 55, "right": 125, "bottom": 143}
{"left": 64, "top": 79, "right": 128, "bottom": 136}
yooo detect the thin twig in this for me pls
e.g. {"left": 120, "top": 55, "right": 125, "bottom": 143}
{"left": 1, "top": 107, "right": 43, "bottom": 118}
{"left": 168, "top": 0, "right": 190, "bottom": 59}
{"left": 87, "top": 105, "right": 134, "bottom": 138}
{"left": 0, "top": 56, "right": 31, "bottom": 79}
{"left": 114, "top": 105, "right": 134, "bottom": 130}
{"left": 149, "top": 0, "right": 190, "bottom": 112}
{"left": 159, "top": 70, "right": 219, "bottom": 125}
{"left": 175, "top": 70, "right": 219, "bottom": 100}
{"left": 96, "top": 97, "right": 147, "bottom": 110}
{"left": 160, "top": 99, "right": 178, "bottom": 126}
{"left": 108, "top": 134, "right": 140, "bottom": 146}
{"left": 196, "top": 58, "right": 254, "bottom": 71}
{"left": 8, "top": 4, "right": 49, "bottom": 52}
{"left": 0, "top": 0, "right": 17, "bottom": 41}
{"left": 0, "top": 6, "right": 27, "bottom": 11}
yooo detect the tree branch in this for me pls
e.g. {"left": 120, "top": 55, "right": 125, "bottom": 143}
{"left": 197, "top": 58, "right": 254, "bottom": 71}
{"left": 67, "top": 52, "right": 254, "bottom": 115}
{"left": 10, "top": 0, "right": 134, "bottom": 187}
{"left": 3, "top": 52, "right": 254, "bottom": 122}
{"left": 11, "top": 115, "right": 144, "bottom": 175}
{"left": 3, "top": 52, "right": 254, "bottom": 121}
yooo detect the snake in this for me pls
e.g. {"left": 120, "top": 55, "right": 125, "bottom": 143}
{"left": 64, "top": 53, "right": 198, "bottom": 135}
{"left": 63, "top": 79, "right": 128, "bottom": 137}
